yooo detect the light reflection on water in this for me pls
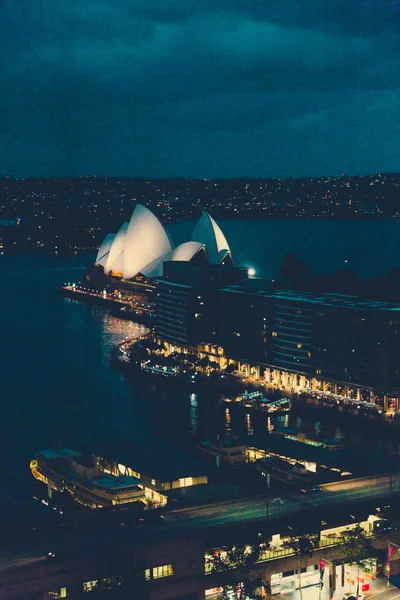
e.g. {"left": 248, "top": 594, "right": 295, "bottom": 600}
{"left": 245, "top": 412, "right": 252, "bottom": 436}
{"left": 102, "top": 313, "right": 147, "bottom": 347}
{"left": 189, "top": 393, "right": 198, "bottom": 434}
{"left": 334, "top": 427, "right": 344, "bottom": 441}
{"left": 224, "top": 408, "right": 232, "bottom": 434}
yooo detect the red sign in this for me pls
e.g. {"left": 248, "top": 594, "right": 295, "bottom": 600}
{"left": 362, "top": 584, "right": 370, "bottom": 593}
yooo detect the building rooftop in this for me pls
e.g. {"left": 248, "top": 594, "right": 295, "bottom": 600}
{"left": 37, "top": 449, "right": 142, "bottom": 491}
{"left": 38, "top": 448, "right": 80, "bottom": 461}
{"left": 93, "top": 475, "right": 142, "bottom": 490}
{"left": 221, "top": 284, "right": 400, "bottom": 312}
{"left": 164, "top": 481, "right": 251, "bottom": 507}
{"left": 93, "top": 440, "right": 213, "bottom": 482}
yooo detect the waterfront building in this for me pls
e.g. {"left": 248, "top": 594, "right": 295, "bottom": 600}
{"left": 31, "top": 445, "right": 212, "bottom": 510}
{"left": 30, "top": 449, "right": 146, "bottom": 509}
{"left": 217, "top": 284, "right": 400, "bottom": 408}
{"left": 93, "top": 441, "right": 211, "bottom": 506}
{"left": 153, "top": 267, "right": 400, "bottom": 408}
{"left": 155, "top": 261, "right": 248, "bottom": 346}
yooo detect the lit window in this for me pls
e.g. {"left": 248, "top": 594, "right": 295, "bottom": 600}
{"left": 60, "top": 589, "right": 67, "bottom": 599}
{"left": 179, "top": 477, "right": 193, "bottom": 487}
{"left": 83, "top": 581, "right": 98, "bottom": 592}
{"left": 297, "top": 344, "right": 302, "bottom": 349}
{"left": 145, "top": 569, "right": 151, "bottom": 581}
{"left": 151, "top": 479, "right": 156, "bottom": 485}
{"left": 272, "top": 332, "right": 277, "bottom": 337}
{"left": 153, "top": 564, "right": 173, "bottom": 579}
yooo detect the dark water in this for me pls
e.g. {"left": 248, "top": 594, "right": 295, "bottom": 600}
{"left": 1, "top": 220, "right": 400, "bottom": 497}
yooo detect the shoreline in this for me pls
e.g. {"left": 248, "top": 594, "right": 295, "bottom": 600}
{"left": 111, "top": 338, "right": 400, "bottom": 435}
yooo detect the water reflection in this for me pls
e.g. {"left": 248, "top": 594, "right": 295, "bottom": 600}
{"left": 102, "top": 313, "right": 148, "bottom": 341}
{"left": 275, "top": 414, "right": 289, "bottom": 429}
{"left": 224, "top": 408, "right": 232, "bottom": 434}
{"left": 189, "top": 393, "right": 198, "bottom": 434}
{"left": 245, "top": 413, "right": 252, "bottom": 436}
{"left": 334, "top": 427, "right": 344, "bottom": 441}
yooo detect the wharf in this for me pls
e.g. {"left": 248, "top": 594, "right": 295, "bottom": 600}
{"left": 245, "top": 433, "right": 400, "bottom": 478}
{"left": 59, "top": 285, "right": 155, "bottom": 325}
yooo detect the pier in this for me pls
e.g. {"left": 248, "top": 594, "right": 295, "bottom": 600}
{"left": 59, "top": 284, "right": 155, "bottom": 326}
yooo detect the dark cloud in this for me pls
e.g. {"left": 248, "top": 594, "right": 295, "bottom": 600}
{"left": 0, "top": 0, "right": 399, "bottom": 177}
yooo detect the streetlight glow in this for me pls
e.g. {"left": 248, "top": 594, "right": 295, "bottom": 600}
{"left": 248, "top": 268, "right": 256, "bottom": 277}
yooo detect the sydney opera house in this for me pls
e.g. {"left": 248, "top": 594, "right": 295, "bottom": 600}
{"left": 94, "top": 204, "right": 233, "bottom": 282}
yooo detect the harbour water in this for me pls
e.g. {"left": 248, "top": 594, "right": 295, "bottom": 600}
{"left": 1, "top": 219, "right": 400, "bottom": 499}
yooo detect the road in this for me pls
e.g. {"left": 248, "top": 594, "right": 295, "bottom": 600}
{"left": 162, "top": 473, "right": 400, "bottom": 528}
{"left": 1, "top": 473, "right": 399, "bottom": 573}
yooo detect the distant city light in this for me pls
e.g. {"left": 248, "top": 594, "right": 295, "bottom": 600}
{"left": 248, "top": 268, "right": 256, "bottom": 277}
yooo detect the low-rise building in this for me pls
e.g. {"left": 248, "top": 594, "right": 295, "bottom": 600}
{"left": 94, "top": 441, "right": 211, "bottom": 507}
{"left": 30, "top": 448, "right": 146, "bottom": 508}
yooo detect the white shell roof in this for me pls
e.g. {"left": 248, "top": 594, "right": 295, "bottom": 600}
{"left": 140, "top": 249, "right": 172, "bottom": 278}
{"left": 191, "top": 212, "right": 230, "bottom": 260}
{"left": 95, "top": 233, "right": 116, "bottom": 267}
{"left": 123, "top": 204, "right": 174, "bottom": 280}
{"left": 104, "top": 222, "right": 129, "bottom": 275}
{"left": 213, "top": 248, "right": 233, "bottom": 264}
{"left": 99, "top": 208, "right": 233, "bottom": 279}
{"left": 170, "top": 241, "right": 205, "bottom": 262}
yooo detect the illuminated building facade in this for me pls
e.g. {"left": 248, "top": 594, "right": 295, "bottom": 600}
{"left": 218, "top": 284, "right": 400, "bottom": 407}
{"left": 0, "top": 504, "right": 390, "bottom": 600}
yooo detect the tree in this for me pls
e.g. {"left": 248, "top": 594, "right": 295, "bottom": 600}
{"left": 340, "top": 525, "right": 371, "bottom": 593}
{"left": 185, "top": 351, "right": 200, "bottom": 366}
{"left": 224, "top": 363, "right": 237, "bottom": 375}
{"left": 283, "top": 533, "right": 319, "bottom": 600}
{"left": 141, "top": 338, "right": 162, "bottom": 352}
{"left": 278, "top": 253, "right": 312, "bottom": 288}
{"left": 206, "top": 542, "right": 266, "bottom": 600}
{"left": 199, "top": 355, "right": 213, "bottom": 371}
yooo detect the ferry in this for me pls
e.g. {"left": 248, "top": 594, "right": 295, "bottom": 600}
{"left": 257, "top": 397, "right": 292, "bottom": 413}
{"left": 225, "top": 391, "right": 291, "bottom": 413}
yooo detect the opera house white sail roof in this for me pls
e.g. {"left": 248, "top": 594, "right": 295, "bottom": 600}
{"left": 104, "top": 222, "right": 129, "bottom": 275}
{"left": 95, "top": 233, "right": 115, "bottom": 268}
{"left": 170, "top": 241, "right": 206, "bottom": 262}
{"left": 191, "top": 212, "right": 231, "bottom": 262}
{"left": 95, "top": 204, "right": 233, "bottom": 280}
{"left": 123, "top": 204, "right": 174, "bottom": 280}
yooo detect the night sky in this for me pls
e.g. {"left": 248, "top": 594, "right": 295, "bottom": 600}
{"left": 1, "top": 0, "right": 399, "bottom": 178}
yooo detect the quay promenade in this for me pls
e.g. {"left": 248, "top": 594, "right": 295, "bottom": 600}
{"left": 59, "top": 284, "right": 155, "bottom": 325}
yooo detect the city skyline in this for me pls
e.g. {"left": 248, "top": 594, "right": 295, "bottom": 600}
{"left": 1, "top": 0, "right": 400, "bottom": 179}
